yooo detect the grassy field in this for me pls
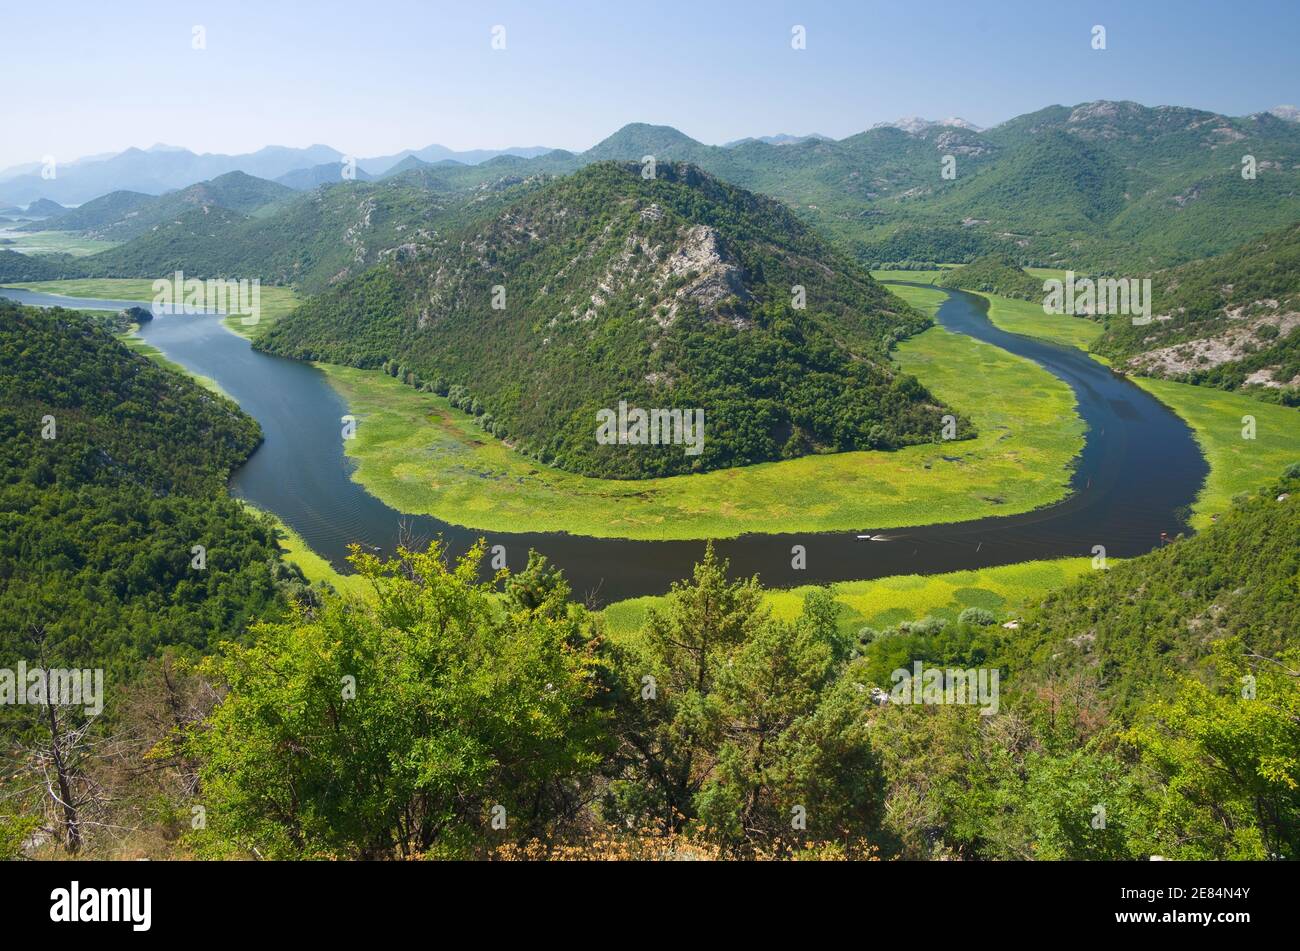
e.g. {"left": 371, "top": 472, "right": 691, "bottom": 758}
{"left": 321, "top": 286, "right": 1084, "bottom": 540}
{"left": 601, "top": 557, "right": 1095, "bottom": 640}
{"left": 954, "top": 287, "right": 1300, "bottom": 529}
{"left": 3, "top": 278, "right": 300, "bottom": 337}
{"left": 869, "top": 268, "right": 951, "bottom": 284}
{"left": 1131, "top": 378, "right": 1300, "bottom": 529}
{"left": 0, "top": 229, "right": 119, "bottom": 256}
{"left": 981, "top": 294, "right": 1105, "bottom": 352}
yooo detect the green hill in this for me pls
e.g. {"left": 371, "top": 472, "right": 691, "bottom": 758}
{"left": 76, "top": 176, "right": 488, "bottom": 293}
{"left": 1097, "top": 222, "right": 1300, "bottom": 403}
{"left": 1011, "top": 467, "right": 1300, "bottom": 713}
{"left": 937, "top": 253, "right": 1043, "bottom": 300}
{"left": 24, "top": 171, "right": 293, "bottom": 242}
{"left": 20, "top": 189, "right": 155, "bottom": 235}
{"left": 258, "top": 161, "right": 962, "bottom": 478}
{"left": 0, "top": 300, "right": 307, "bottom": 677}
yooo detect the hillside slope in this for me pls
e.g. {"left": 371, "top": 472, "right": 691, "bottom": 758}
{"left": 23, "top": 171, "right": 293, "bottom": 241}
{"left": 1097, "top": 222, "right": 1300, "bottom": 403}
{"left": 259, "top": 162, "right": 962, "bottom": 478}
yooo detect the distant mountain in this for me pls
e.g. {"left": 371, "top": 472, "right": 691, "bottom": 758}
{"left": 582, "top": 123, "right": 716, "bottom": 163}
{"left": 256, "top": 161, "right": 957, "bottom": 478}
{"left": 13, "top": 100, "right": 1300, "bottom": 283}
{"left": 872, "top": 117, "right": 982, "bottom": 134}
{"left": 376, "top": 155, "right": 440, "bottom": 179}
{"left": 24, "top": 198, "right": 67, "bottom": 217}
{"left": 24, "top": 172, "right": 294, "bottom": 241}
{"left": 1267, "top": 105, "right": 1300, "bottom": 122}
{"left": 723, "top": 133, "right": 832, "bottom": 147}
{"left": 359, "top": 144, "right": 558, "bottom": 175}
{"left": 72, "top": 174, "right": 491, "bottom": 294}
{"left": 0, "top": 144, "right": 342, "bottom": 205}
{"left": 18, "top": 190, "right": 155, "bottom": 235}
{"left": 276, "top": 162, "right": 375, "bottom": 190}
{"left": 1096, "top": 223, "right": 1300, "bottom": 402}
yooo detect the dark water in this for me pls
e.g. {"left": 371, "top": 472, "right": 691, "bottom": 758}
{"left": 3, "top": 284, "right": 1208, "bottom": 603}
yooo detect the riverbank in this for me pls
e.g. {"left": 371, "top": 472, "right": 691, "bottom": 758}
{"left": 947, "top": 286, "right": 1300, "bottom": 530}
{"left": 600, "top": 556, "right": 1094, "bottom": 640}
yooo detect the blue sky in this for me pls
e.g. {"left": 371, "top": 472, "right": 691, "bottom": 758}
{"left": 2, "top": 0, "right": 1297, "bottom": 168}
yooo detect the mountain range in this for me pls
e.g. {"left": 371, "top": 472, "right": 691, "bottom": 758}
{"left": 0, "top": 142, "right": 561, "bottom": 205}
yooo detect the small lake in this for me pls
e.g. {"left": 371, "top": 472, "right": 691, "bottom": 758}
{"left": 2, "top": 284, "right": 1208, "bottom": 604}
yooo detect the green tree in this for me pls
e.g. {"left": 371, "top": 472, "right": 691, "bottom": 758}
{"left": 183, "top": 543, "right": 610, "bottom": 859}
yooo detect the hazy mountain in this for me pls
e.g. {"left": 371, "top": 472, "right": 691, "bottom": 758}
{"left": 72, "top": 174, "right": 491, "bottom": 293}
{"left": 277, "top": 162, "right": 376, "bottom": 190}
{"left": 18, "top": 190, "right": 156, "bottom": 234}
{"left": 581, "top": 123, "right": 717, "bottom": 163}
{"left": 1267, "top": 105, "right": 1300, "bottom": 122}
{"left": 23, "top": 198, "right": 67, "bottom": 217}
{"left": 723, "top": 133, "right": 833, "bottom": 147}
{"left": 256, "top": 161, "right": 956, "bottom": 478}
{"left": 0, "top": 145, "right": 342, "bottom": 205}
{"left": 358, "top": 144, "right": 558, "bottom": 175}
{"left": 24, "top": 172, "right": 294, "bottom": 241}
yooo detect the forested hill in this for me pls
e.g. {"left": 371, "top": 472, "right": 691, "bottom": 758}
{"left": 0, "top": 301, "right": 304, "bottom": 674}
{"left": 936, "top": 254, "right": 1042, "bottom": 301}
{"left": 1096, "top": 222, "right": 1300, "bottom": 404}
{"left": 0, "top": 302, "right": 260, "bottom": 493}
{"left": 256, "top": 161, "right": 961, "bottom": 479}
{"left": 1012, "top": 466, "right": 1300, "bottom": 714}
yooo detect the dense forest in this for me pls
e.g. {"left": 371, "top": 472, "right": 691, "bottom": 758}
{"left": 4, "top": 460, "right": 1293, "bottom": 860}
{"left": 0, "top": 302, "right": 314, "bottom": 855}
{"left": 257, "top": 161, "right": 963, "bottom": 478}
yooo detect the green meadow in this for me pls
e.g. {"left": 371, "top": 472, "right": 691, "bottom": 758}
{"left": 952, "top": 287, "right": 1300, "bottom": 529}
{"left": 982, "top": 293, "right": 1105, "bottom": 352}
{"left": 600, "top": 557, "right": 1095, "bottom": 640}
{"left": 321, "top": 290, "right": 1085, "bottom": 540}
{"left": 0, "top": 229, "right": 119, "bottom": 256}
{"left": 868, "top": 268, "right": 951, "bottom": 284}
{"left": 1130, "top": 378, "right": 1300, "bottom": 528}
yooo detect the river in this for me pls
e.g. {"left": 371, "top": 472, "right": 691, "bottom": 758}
{"left": 1, "top": 284, "right": 1207, "bottom": 603}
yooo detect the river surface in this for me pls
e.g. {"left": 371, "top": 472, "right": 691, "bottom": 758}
{"left": 2, "top": 284, "right": 1207, "bottom": 603}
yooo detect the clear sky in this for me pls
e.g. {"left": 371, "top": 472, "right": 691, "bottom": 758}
{"left": 2, "top": 0, "right": 1298, "bottom": 169}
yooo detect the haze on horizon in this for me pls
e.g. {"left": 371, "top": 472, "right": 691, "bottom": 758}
{"left": 2, "top": 0, "right": 1298, "bottom": 170}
